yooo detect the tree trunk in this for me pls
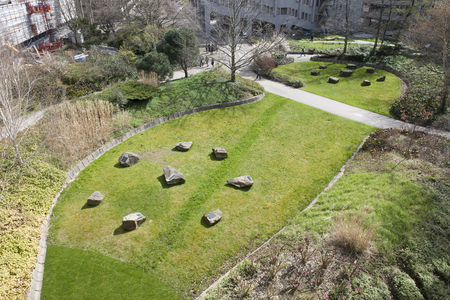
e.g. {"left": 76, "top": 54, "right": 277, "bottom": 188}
{"left": 371, "top": 0, "right": 385, "bottom": 56}
{"left": 440, "top": 36, "right": 449, "bottom": 113}
{"left": 342, "top": 0, "right": 350, "bottom": 55}
{"left": 381, "top": 0, "right": 393, "bottom": 46}
{"left": 184, "top": 67, "right": 188, "bottom": 78}
{"left": 231, "top": 68, "right": 236, "bottom": 82}
{"left": 13, "top": 142, "right": 24, "bottom": 166}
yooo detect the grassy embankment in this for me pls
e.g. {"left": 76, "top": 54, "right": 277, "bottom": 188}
{"left": 271, "top": 61, "right": 403, "bottom": 116}
{"left": 42, "top": 93, "right": 373, "bottom": 299}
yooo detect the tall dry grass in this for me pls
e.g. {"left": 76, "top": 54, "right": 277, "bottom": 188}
{"left": 139, "top": 71, "right": 159, "bottom": 87}
{"left": 42, "top": 100, "right": 114, "bottom": 168}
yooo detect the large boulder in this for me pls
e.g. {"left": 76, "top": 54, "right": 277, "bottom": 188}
{"left": 340, "top": 70, "right": 353, "bottom": 77}
{"left": 366, "top": 68, "right": 375, "bottom": 74}
{"left": 328, "top": 76, "right": 340, "bottom": 84}
{"left": 118, "top": 152, "right": 140, "bottom": 167}
{"left": 122, "top": 212, "right": 146, "bottom": 231}
{"left": 346, "top": 64, "right": 358, "bottom": 69}
{"left": 227, "top": 175, "right": 254, "bottom": 188}
{"left": 319, "top": 65, "right": 328, "bottom": 69}
{"left": 203, "top": 209, "right": 223, "bottom": 226}
{"left": 87, "top": 191, "right": 104, "bottom": 206}
{"left": 163, "top": 166, "right": 185, "bottom": 185}
{"left": 376, "top": 75, "right": 386, "bottom": 82}
{"left": 310, "top": 70, "right": 320, "bottom": 76}
{"left": 175, "top": 141, "right": 193, "bottom": 152}
{"left": 212, "top": 147, "right": 228, "bottom": 159}
{"left": 361, "top": 80, "right": 371, "bottom": 86}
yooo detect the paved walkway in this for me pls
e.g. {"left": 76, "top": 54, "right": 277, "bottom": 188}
{"left": 237, "top": 67, "right": 450, "bottom": 139}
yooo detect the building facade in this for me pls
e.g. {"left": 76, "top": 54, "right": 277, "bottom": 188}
{"left": 192, "top": 0, "right": 324, "bottom": 35}
{"left": 192, "top": 0, "right": 411, "bottom": 37}
{"left": 0, "top": 0, "right": 71, "bottom": 49}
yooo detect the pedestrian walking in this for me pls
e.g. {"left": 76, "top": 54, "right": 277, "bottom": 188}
{"left": 205, "top": 56, "right": 209, "bottom": 66}
{"left": 211, "top": 57, "right": 215, "bottom": 66}
{"left": 200, "top": 57, "right": 204, "bottom": 67}
{"left": 301, "top": 47, "right": 305, "bottom": 56}
{"left": 255, "top": 71, "right": 262, "bottom": 80}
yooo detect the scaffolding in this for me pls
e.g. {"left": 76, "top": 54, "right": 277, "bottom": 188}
{"left": 0, "top": 0, "right": 66, "bottom": 50}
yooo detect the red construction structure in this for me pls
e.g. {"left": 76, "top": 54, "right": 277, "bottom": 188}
{"left": 25, "top": 1, "right": 61, "bottom": 52}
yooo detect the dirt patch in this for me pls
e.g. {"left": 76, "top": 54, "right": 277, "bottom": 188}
{"left": 139, "top": 148, "right": 171, "bottom": 165}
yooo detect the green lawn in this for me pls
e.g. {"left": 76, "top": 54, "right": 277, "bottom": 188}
{"left": 271, "top": 61, "right": 403, "bottom": 116}
{"left": 43, "top": 93, "right": 372, "bottom": 299}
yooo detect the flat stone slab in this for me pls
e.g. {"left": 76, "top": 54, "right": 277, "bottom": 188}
{"left": 319, "top": 65, "right": 328, "bottom": 69}
{"left": 175, "top": 141, "right": 193, "bottom": 151}
{"left": 328, "top": 76, "right": 339, "bottom": 84}
{"left": 212, "top": 147, "right": 228, "bottom": 159}
{"left": 118, "top": 152, "right": 140, "bottom": 167}
{"left": 87, "top": 191, "right": 104, "bottom": 206}
{"left": 361, "top": 80, "right": 371, "bottom": 86}
{"left": 310, "top": 70, "right": 320, "bottom": 76}
{"left": 122, "top": 212, "right": 146, "bottom": 231}
{"left": 340, "top": 70, "right": 353, "bottom": 77}
{"left": 163, "top": 166, "right": 185, "bottom": 185}
{"left": 203, "top": 209, "right": 223, "bottom": 226}
{"left": 376, "top": 75, "right": 386, "bottom": 82}
{"left": 227, "top": 175, "right": 254, "bottom": 188}
{"left": 346, "top": 64, "right": 358, "bottom": 69}
{"left": 366, "top": 68, "right": 375, "bottom": 73}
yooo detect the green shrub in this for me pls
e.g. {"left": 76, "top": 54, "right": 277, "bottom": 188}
{"left": 136, "top": 51, "right": 173, "bottom": 80}
{"left": 116, "top": 81, "right": 158, "bottom": 101}
{"left": 270, "top": 73, "right": 304, "bottom": 88}
{"left": 390, "top": 271, "right": 424, "bottom": 300}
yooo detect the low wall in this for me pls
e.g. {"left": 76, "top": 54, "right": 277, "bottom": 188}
{"left": 27, "top": 92, "right": 265, "bottom": 300}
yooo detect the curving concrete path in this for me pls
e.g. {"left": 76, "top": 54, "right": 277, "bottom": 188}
{"left": 237, "top": 66, "right": 450, "bottom": 139}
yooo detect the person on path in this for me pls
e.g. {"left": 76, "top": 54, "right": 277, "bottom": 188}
{"left": 301, "top": 47, "right": 305, "bottom": 56}
{"left": 255, "top": 71, "right": 262, "bottom": 80}
{"left": 200, "top": 57, "right": 204, "bottom": 67}
{"left": 211, "top": 57, "right": 215, "bottom": 67}
{"left": 205, "top": 56, "right": 209, "bottom": 66}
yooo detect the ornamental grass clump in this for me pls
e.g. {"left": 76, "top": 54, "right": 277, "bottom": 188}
{"left": 331, "top": 215, "right": 373, "bottom": 255}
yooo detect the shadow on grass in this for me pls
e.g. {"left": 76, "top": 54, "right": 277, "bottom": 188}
{"left": 225, "top": 183, "right": 252, "bottom": 192}
{"left": 113, "top": 226, "right": 128, "bottom": 236}
{"left": 157, "top": 175, "right": 185, "bottom": 188}
{"left": 114, "top": 162, "right": 128, "bottom": 169}
{"left": 171, "top": 147, "right": 190, "bottom": 152}
{"left": 81, "top": 202, "right": 96, "bottom": 210}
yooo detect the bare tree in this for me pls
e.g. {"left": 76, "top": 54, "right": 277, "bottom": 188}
{"left": 58, "top": 0, "right": 83, "bottom": 45}
{"left": 0, "top": 49, "right": 35, "bottom": 166}
{"left": 371, "top": 0, "right": 386, "bottom": 55}
{"left": 127, "top": 0, "right": 197, "bottom": 28}
{"left": 206, "top": 0, "right": 284, "bottom": 82}
{"left": 403, "top": 0, "right": 450, "bottom": 113}
{"left": 322, "top": 0, "right": 359, "bottom": 55}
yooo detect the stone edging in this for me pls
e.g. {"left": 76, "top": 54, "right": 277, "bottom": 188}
{"left": 196, "top": 134, "right": 371, "bottom": 299}
{"left": 26, "top": 93, "right": 265, "bottom": 300}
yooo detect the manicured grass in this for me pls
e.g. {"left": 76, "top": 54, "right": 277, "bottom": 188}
{"left": 42, "top": 245, "right": 181, "bottom": 300}
{"left": 271, "top": 61, "right": 403, "bottom": 116}
{"left": 43, "top": 93, "right": 372, "bottom": 298}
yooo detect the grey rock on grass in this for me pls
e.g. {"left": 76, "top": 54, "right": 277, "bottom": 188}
{"left": 163, "top": 166, "right": 185, "bottom": 185}
{"left": 227, "top": 175, "right": 254, "bottom": 188}
{"left": 118, "top": 152, "right": 140, "bottom": 167}
{"left": 203, "top": 209, "right": 223, "bottom": 226}
{"left": 87, "top": 191, "right": 104, "bottom": 206}
{"left": 175, "top": 141, "right": 193, "bottom": 151}
{"left": 122, "top": 212, "right": 146, "bottom": 231}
